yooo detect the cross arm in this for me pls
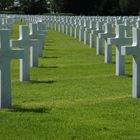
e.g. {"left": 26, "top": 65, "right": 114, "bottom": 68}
{"left": 93, "top": 30, "right": 104, "bottom": 35}
{"left": 121, "top": 45, "right": 139, "bottom": 56}
{"left": 39, "top": 30, "right": 48, "bottom": 35}
{"left": 85, "top": 28, "right": 91, "bottom": 32}
{"left": 125, "top": 37, "right": 132, "bottom": 45}
{"left": 125, "top": 26, "right": 132, "bottom": 31}
{"left": 99, "top": 32, "right": 115, "bottom": 39}
{"left": 108, "top": 37, "right": 132, "bottom": 46}
{"left": 10, "top": 39, "right": 24, "bottom": 47}
{"left": 91, "top": 30, "right": 95, "bottom": 34}
{"left": 11, "top": 49, "right": 24, "bottom": 59}
{"left": 99, "top": 32, "right": 107, "bottom": 38}
{"left": 38, "top": 34, "right": 46, "bottom": 40}
{"left": 29, "top": 33, "right": 45, "bottom": 40}
{"left": 29, "top": 39, "right": 39, "bottom": 46}
{"left": 107, "top": 37, "right": 119, "bottom": 45}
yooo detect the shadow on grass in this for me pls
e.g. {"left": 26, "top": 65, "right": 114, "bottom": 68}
{"left": 112, "top": 61, "right": 132, "bottom": 64}
{"left": 11, "top": 105, "right": 52, "bottom": 113}
{"left": 29, "top": 80, "right": 57, "bottom": 84}
{"left": 42, "top": 56, "right": 59, "bottom": 59}
{"left": 112, "top": 61, "right": 116, "bottom": 64}
{"left": 46, "top": 44, "right": 55, "bottom": 47}
{"left": 47, "top": 40, "right": 54, "bottom": 43}
{"left": 45, "top": 48, "right": 57, "bottom": 51}
{"left": 46, "top": 40, "right": 55, "bottom": 46}
{"left": 125, "top": 74, "right": 132, "bottom": 78}
{"left": 68, "top": 38, "right": 77, "bottom": 41}
{"left": 39, "top": 65, "right": 58, "bottom": 69}
{"left": 125, "top": 62, "right": 132, "bottom": 64}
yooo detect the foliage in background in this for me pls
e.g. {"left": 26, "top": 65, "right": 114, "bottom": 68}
{"left": 0, "top": 0, "right": 140, "bottom": 15}
{"left": 119, "top": 0, "right": 140, "bottom": 15}
{"left": 19, "top": 0, "right": 48, "bottom": 14}
{"left": 49, "top": 0, "right": 64, "bottom": 13}
{"left": 0, "top": 0, "right": 14, "bottom": 10}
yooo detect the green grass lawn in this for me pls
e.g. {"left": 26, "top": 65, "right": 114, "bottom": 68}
{"left": 0, "top": 22, "right": 140, "bottom": 140}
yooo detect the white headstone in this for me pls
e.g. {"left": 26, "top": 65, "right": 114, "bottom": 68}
{"left": 108, "top": 25, "right": 132, "bottom": 76}
{"left": 90, "top": 21, "right": 97, "bottom": 48}
{"left": 91, "top": 22, "right": 104, "bottom": 55}
{"left": 98, "top": 23, "right": 115, "bottom": 63}
{"left": 0, "top": 29, "right": 24, "bottom": 108}
{"left": 122, "top": 27, "right": 140, "bottom": 98}
{"left": 79, "top": 26, "right": 85, "bottom": 41}
{"left": 11, "top": 25, "right": 39, "bottom": 81}
{"left": 29, "top": 23, "right": 45, "bottom": 57}
{"left": 37, "top": 22, "right": 48, "bottom": 49}
{"left": 95, "top": 22, "right": 105, "bottom": 55}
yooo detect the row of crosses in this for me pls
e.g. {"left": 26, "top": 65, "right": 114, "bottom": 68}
{"left": 0, "top": 21, "right": 47, "bottom": 108}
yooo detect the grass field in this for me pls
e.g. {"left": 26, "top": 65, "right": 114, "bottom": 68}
{"left": 0, "top": 22, "right": 140, "bottom": 140}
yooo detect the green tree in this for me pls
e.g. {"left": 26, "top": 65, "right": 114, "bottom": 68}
{"left": 119, "top": 0, "right": 140, "bottom": 15}
{"left": 99, "top": 0, "right": 120, "bottom": 15}
{"left": 0, "top": 0, "right": 14, "bottom": 10}
{"left": 49, "top": 0, "right": 98, "bottom": 15}
{"left": 49, "top": 0, "right": 64, "bottom": 13}
{"left": 19, "top": 0, "right": 48, "bottom": 14}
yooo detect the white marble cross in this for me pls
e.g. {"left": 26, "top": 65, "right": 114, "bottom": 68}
{"left": 79, "top": 26, "right": 85, "bottom": 42}
{"left": 90, "top": 21, "right": 97, "bottom": 48}
{"left": 0, "top": 29, "right": 24, "bottom": 108}
{"left": 122, "top": 27, "right": 140, "bottom": 98}
{"left": 61, "top": 22, "right": 66, "bottom": 33}
{"left": 65, "top": 22, "right": 70, "bottom": 35}
{"left": 98, "top": 23, "right": 115, "bottom": 63}
{"left": 84, "top": 28, "right": 90, "bottom": 45}
{"left": 83, "top": 20, "right": 94, "bottom": 45}
{"left": 74, "top": 25, "right": 78, "bottom": 39}
{"left": 51, "top": 20, "right": 55, "bottom": 30}
{"left": 74, "top": 20, "right": 79, "bottom": 39}
{"left": 55, "top": 20, "right": 59, "bottom": 32}
{"left": 95, "top": 22, "right": 105, "bottom": 55}
{"left": 94, "top": 22, "right": 105, "bottom": 55}
{"left": 108, "top": 25, "right": 132, "bottom": 76}
{"left": 37, "top": 22, "right": 48, "bottom": 49}
{"left": 69, "top": 23, "right": 74, "bottom": 37}
{"left": 29, "top": 23, "right": 46, "bottom": 57}
{"left": 11, "top": 25, "right": 39, "bottom": 81}
{"left": 84, "top": 20, "right": 95, "bottom": 45}
{"left": 37, "top": 22, "right": 48, "bottom": 35}
{"left": 58, "top": 21, "right": 61, "bottom": 32}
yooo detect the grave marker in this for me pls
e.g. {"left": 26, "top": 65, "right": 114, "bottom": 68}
{"left": 90, "top": 21, "right": 97, "bottom": 48}
{"left": 98, "top": 23, "right": 115, "bottom": 63}
{"left": 79, "top": 26, "right": 85, "bottom": 41}
{"left": 94, "top": 21, "right": 105, "bottom": 55}
{"left": 122, "top": 27, "right": 140, "bottom": 98}
{"left": 108, "top": 25, "right": 132, "bottom": 76}
{"left": 29, "top": 23, "right": 46, "bottom": 57}
{"left": 11, "top": 25, "right": 39, "bottom": 81}
{"left": 0, "top": 29, "right": 24, "bottom": 108}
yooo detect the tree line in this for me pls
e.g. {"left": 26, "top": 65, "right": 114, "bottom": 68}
{"left": 1, "top": 0, "right": 140, "bottom": 15}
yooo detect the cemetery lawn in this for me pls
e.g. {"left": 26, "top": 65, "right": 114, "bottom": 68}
{"left": 0, "top": 22, "right": 140, "bottom": 140}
